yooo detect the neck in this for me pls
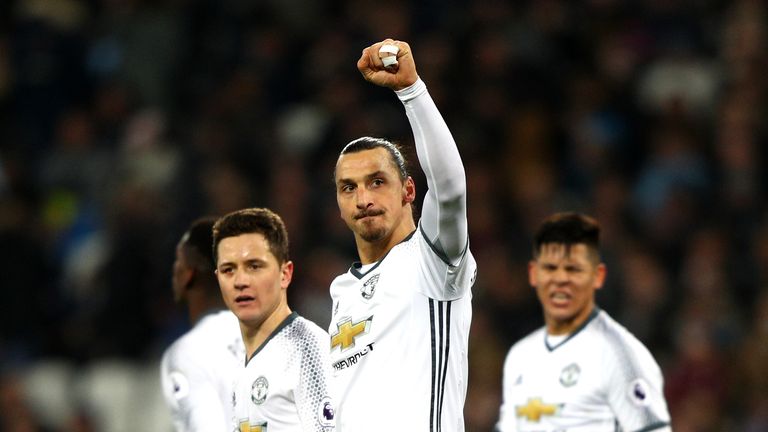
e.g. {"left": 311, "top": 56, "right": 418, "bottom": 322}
{"left": 241, "top": 303, "right": 292, "bottom": 358}
{"left": 546, "top": 305, "right": 596, "bottom": 336}
{"left": 356, "top": 218, "right": 416, "bottom": 264}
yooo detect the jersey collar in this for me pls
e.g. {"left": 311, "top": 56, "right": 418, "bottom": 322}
{"left": 544, "top": 307, "right": 600, "bottom": 352}
{"left": 349, "top": 229, "right": 417, "bottom": 279}
{"left": 245, "top": 311, "right": 299, "bottom": 366}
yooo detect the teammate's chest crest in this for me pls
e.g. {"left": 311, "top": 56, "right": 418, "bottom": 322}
{"left": 559, "top": 362, "right": 581, "bottom": 387}
{"left": 360, "top": 273, "right": 380, "bottom": 300}
{"left": 251, "top": 376, "right": 269, "bottom": 405}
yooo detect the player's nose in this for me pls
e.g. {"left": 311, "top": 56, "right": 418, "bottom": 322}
{"left": 355, "top": 187, "right": 373, "bottom": 208}
{"left": 233, "top": 269, "right": 249, "bottom": 289}
{"left": 552, "top": 267, "right": 570, "bottom": 283}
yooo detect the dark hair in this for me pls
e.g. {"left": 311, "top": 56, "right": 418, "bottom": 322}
{"left": 533, "top": 212, "right": 600, "bottom": 260}
{"left": 212, "top": 208, "right": 290, "bottom": 265}
{"left": 336, "top": 136, "right": 409, "bottom": 181}
{"left": 182, "top": 217, "right": 217, "bottom": 272}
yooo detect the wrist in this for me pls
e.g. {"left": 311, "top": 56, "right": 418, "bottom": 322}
{"left": 395, "top": 78, "right": 427, "bottom": 102}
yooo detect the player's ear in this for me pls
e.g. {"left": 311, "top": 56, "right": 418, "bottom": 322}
{"left": 594, "top": 263, "right": 607, "bottom": 290}
{"left": 280, "top": 260, "right": 294, "bottom": 289}
{"left": 181, "top": 267, "right": 195, "bottom": 290}
{"left": 403, "top": 176, "right": 416, "bottom": 204}
{"left": 528, "top": 260, "right": 538, "bottom": 287}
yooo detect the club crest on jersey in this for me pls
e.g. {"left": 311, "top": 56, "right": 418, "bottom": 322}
{"left": 559, "top": 362, "right": 580, "bottom": 387}
{"left": 331, "top": 316, "right": 372, "bottom": 351}
{"left": 317, "top": 397, "right": 335, "bottom": 428}
{"left": 628, "top": 378, "right": 651, "bottom": 406}
{"left": 251, "top": 376, "right": 269, "bottom": 405}
{"left": 361, "top": 273, "right": 380, "bottom": 299}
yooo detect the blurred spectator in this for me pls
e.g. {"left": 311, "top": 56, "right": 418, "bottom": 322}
{"left": 736, "top": 290, "right": 768, "bottom": 432}
{"left": 0, "top": 372, "right": 52, "bottom": 432}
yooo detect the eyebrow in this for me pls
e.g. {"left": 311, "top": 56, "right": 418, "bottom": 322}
{"left": 217, "top": 257, "right": 267, "bottom": 268}
{"left": 336, "top": 170, "right": 389, "bottom": 185}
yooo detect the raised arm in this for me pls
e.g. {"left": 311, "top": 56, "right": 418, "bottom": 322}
{"left": 358, "top": 39, "right": 469, "bottom": 265}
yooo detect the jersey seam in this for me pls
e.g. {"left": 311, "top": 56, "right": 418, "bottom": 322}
{"left": 418, "top": 222, "right": 469, "bottom": 267}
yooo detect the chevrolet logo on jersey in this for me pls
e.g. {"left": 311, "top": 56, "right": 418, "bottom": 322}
{"left": 331, "top": 316, "right": 372, "bottom": 351}
{"left": 239, "top": 420, "right": 267, "bottom": 431}
{"left": 516, "top": 397, "right": 560, "bottom": 421}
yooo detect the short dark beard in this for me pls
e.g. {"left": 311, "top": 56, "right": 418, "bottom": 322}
{"left": 357, "top": 222, "right": 387, "bottom": 242}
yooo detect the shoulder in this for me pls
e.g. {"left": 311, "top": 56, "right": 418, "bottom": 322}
{"left": 202, "top": 310, "right": 241, "bottom": 332}
{"left": 163, "top": 329, "right": 197, "bottom": 365}
{"left": 591, "top": 311, "right": 647, "bottom": 349}
{"left": 160, "top": 334, "right": 202, "bottom": 390}
{"left": 290, "top": 315, "right": 330, "bottom": 342}
{"left": 165, "top": 312, "right": 242, "bottom": 365}
{"left": 505, "top": 327, "right": 545, "bottom": 361}
{"left": 287, "top": 316, "right": 331, "bottom": 362}
{"left": 590, "top": 310, "right": 660, "bottom": 368}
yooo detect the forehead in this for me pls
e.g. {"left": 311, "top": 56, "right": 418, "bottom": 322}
{"left": 217, "top": 233, "right": 273, "bottom": 262}
{"left": 536, "top": 243, "right": 593, "bottom": 263}
{"left": 335, "top": 148, "right": 398, "bottom": 181}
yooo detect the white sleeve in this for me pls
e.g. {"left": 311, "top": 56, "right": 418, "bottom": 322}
{"left": 603, "top": 337, "right": 671, "bottom": 432}
{"left": 396, "top": 79, "right": 469, "bottom": 266}
{"left": 296, "top": 326, "right": 336, "bottom": 431}
{"left": 160, "top": 347, "right": 230, "bottom": 432}
{"left": 495, "top": 348, "right": 519, "bottom": 432}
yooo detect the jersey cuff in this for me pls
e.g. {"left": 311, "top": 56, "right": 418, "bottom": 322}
{"left": 395, "top": 78, "right": 427, "bottom": 102}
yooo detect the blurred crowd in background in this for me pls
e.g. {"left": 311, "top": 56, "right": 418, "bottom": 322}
{"left": 1, "top": 0, "right": 767, "bottom": 430}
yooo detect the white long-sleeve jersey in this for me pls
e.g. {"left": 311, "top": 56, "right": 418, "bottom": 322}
{"left": 329, "top": 79, "right": 476, "bottom": 432}
{"left": 233, "top": 312, "right": 336, "bottom": 432}
{"left": 160, "top": 310, "right": 244, "bottom": 432}
{"left": 496, "top": 308, "right": 672, "bottom": 432}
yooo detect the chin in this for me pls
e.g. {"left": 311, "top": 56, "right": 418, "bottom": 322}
{"left": 239, "top": 313, "right": 267, "bottom": 327}
{"left": 356, "top": 222, "right": 386, "bottom": 241}
{"left": 546, "top": 308, "right": 577, "bottom": 322}
{"left": 360, "top": 229, "right": 387, "bottom": 242}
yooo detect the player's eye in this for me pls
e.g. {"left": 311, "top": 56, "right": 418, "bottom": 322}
{"left": 371, "top": 178, "right": 384, "bottom": 187}
{"left": 219, "top": 266, "right": 234, "bottom": 275}
{"left": 340, "top": 184, "right": 355, "bottom": 193}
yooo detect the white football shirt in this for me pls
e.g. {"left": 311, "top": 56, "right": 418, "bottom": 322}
{"left": 160, "top": 310, "right": 244, "bottom": 432}
{"left": 496, "top": 308, "right": 671, "bottom": 432}
{"left": 232, "top": 312, "right": 336, "bottom": 432}
{"left": 328, "top": 228, "right": 476, "bottom": 431}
